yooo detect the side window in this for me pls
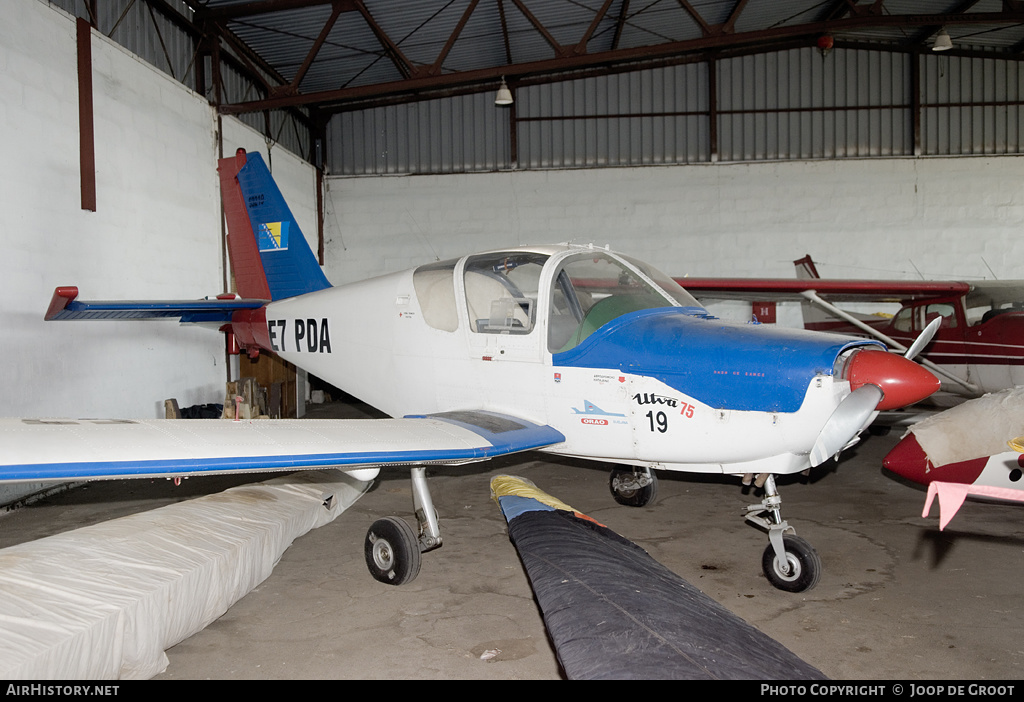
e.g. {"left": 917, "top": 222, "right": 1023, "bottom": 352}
{"left": 463, "top": 253, "right": 547, "bottom": 334}
{"left": 924, "top": 303, "right": 957, "bottom": 329}
{"left": 894, "top": 303, "right": 957, "bottom": 333}
{"left": 413, "top": 259, "right": 459, "bottom": 332}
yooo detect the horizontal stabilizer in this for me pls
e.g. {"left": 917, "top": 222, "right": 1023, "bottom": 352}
{"left": 924, "top": 480, "right": 1024, "bottom": 530}
{"left": 45, "top": 286, "right": 265, "bottom": 323}
{"left": 492, "top": 475, "right": 827, "bottom": 680}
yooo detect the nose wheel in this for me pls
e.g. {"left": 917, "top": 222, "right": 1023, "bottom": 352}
{"left": 744, "top": 474, "right": 821, "bottom": 593}
{"left": 761, "top": 534, "right": 821, "bottom": 593}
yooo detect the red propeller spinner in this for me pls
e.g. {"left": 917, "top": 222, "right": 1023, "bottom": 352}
{"left": 841, "top": 349, "right": 940, "bottom": 411}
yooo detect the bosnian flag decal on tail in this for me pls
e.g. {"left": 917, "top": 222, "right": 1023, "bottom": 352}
{"left": 258, "top": 221, "right": 289, "bottom": 251}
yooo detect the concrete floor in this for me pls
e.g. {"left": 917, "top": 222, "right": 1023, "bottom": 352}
{"left": 1, "top": 401, "right": 1021, "bottom": 680}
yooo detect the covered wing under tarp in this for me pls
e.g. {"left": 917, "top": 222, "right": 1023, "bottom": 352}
{"left": 491, "top": 476, "right": 827, "bottom": 680}
{"left": 0, "top": 470, "right": 369, "bottom": 679}
{"left": 906, "top": 386, "right": 1024, "bottom": 467}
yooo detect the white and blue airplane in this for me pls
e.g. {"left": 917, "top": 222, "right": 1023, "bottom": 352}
{"left": 6, "top": 149, "right": 941, "bottom": 592}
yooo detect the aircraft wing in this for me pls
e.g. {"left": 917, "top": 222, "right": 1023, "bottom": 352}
{"left": 0, "top": 411, "right": 565, "bottom": 483}
{"left": 676, "top": 277, "right": 969, "bottom": 304}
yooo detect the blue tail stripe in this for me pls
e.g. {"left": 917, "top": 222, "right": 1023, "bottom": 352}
{"left": 235, "top": 153, "right": 331, "bottom": 299}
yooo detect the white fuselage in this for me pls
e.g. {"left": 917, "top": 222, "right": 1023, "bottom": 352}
{"left": 265, "top": 247, "right": 855, "bottom": 476}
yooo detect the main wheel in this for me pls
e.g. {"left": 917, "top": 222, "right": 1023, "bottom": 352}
{"left": 609, "top": 467, "right": 659, "bottom": 507}
{"left": 365, "top": 517, "right": 422, "bottom": 586}
{"left": 761, "top": 535, "right": 821, "bottom": 593}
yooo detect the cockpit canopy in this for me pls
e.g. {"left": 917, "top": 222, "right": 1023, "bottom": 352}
{"left": 412, "top": 248, "right": 705, "bottom": 353}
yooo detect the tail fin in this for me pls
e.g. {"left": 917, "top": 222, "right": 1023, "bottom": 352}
{"left": 793, "top": 255, "right": 821, "bottom": 280}
{"left": 218, "top": 149, "right": 331, "bottom": 300}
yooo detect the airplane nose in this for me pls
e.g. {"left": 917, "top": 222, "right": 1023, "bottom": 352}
{"left": 882, "top": 432, "right": 931, "bottom": 484}
{"left": 843, "top": 349, "right": 940, "bottom": 411}
{"left": 882, "top": 432, "right": 988, "bottom": 487}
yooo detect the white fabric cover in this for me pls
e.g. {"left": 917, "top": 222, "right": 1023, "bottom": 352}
{"left": 909, "top": 387, "right": 1024, "bottom": 467}
{"left": 0, "top": 470, "right": 369, "bottom": 679}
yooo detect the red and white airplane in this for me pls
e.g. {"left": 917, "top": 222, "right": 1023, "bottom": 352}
{"left": 882, "top": 387, "right": 1024, "bottom": 529}
{"left": 681, "top": 257, "right": 1024, "bottom": 398}
{"left": 0, "top": 150, "right": 941, "bottom": 592}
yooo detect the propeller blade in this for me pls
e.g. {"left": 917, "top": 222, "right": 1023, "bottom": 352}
{"left": 810, "top": 384, "right": 884, "bottom": 467}
{"left": 904, "top": 316, "right": 942, "bottom": 361}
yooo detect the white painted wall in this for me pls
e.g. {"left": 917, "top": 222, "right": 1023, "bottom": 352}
{"left": 324, "top": 157, "right": 1024, "bottom": 292}
{"left": 1, "top": 1, "right": 220, "bottom": 422}
{"left": 0, "top": 2, "right": 316, "bottom": 502}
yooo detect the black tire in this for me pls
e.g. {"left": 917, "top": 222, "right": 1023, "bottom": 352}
{"left": 609, "top": 467, "right": 659, "bottom": 507}
{"left": 761, "top": 535, "right": 821, "bottom": 593}
{"left": 365, "top": 517, "right": 422, "bottom": 586}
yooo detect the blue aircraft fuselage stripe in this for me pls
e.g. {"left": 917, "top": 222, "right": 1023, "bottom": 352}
{"left": 553, "top": 308, "right": 882, "bottom": 413}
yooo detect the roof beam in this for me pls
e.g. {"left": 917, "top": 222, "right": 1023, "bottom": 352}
{"left": 675, "top": 1, "right": 713, "bottom": 37}
{"left": 195, "top": 0, "right": 357, "bottom": 22}
{"left": 355, "top": 0, "right": 415, "bottom": 79}
{"left": 217, "top": 10, "right": 1024, "bottom": 115}
{"left": 572, "top": 0, "right": 615, "bottom": 55}
{"left": 277, "top": 0, "right": 346, "bottom": 94}
{"left": 722, "top": 0, "right": 749, "bottom": 34}
{"left": 511, "top": 0, "right": 569, "bottom": 57}
{"left": 499, "top": 0, "right": 513, "bottom": 65}
{"left": 429, "top": 0, "right": 480, "bottom": 75}
{"left": 611, "top": 0, "right": 630, "bottom": 50}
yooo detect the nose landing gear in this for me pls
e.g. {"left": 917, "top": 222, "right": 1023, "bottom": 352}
{"left": 744, "top": 474, "right": 821, "bottom": 593}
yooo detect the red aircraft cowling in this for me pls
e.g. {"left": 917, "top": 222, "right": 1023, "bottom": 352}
{"left": 844, "top": 349, "right": 941, "bottom": 411}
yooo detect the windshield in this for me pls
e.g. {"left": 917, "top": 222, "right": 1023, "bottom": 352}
{"left": 548, "top": 252, "right": 697, "bottom": 352}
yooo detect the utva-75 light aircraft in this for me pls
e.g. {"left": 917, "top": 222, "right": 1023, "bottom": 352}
{"left": 16, "top": 149, "right": 940, "bottom": 593}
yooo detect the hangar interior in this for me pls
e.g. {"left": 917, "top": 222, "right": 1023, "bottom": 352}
{"left": 2, "top": 0, "right": 1024, "bottom": 680}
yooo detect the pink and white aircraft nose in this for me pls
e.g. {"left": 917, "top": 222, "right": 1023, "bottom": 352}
{"left": 844, "top": 349, "right": 941, "bottom": 411}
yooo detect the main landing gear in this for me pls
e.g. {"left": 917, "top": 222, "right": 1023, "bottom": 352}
{"left": 364, "top": 466, "right": 441, "bottom": 586}
{"left": 744, "top": 473, "right": 821, "bottom": 593}
{"left": 609, "top": 466, "right": 659, "bottom": 507}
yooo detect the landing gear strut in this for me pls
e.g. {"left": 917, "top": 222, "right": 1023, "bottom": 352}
{"left": 609, "top": 466, "right": 659, "bottom": 507}
{"left": 364, "top": 466, "right": 441, "bottom": 586}
{"left": 744, "top": 474, "right": 821, "bottom": 593}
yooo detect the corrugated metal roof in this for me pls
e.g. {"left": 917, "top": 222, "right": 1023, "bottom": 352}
{"left": 187, "top": 0, "right": 1024, "bottom": 115}
{"left": 54, "top": 1, "right": 1024, "bottom": 169}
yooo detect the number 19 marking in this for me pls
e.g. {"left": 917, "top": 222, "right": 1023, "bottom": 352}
{"left": 646, "top": 410, "right": 668, "bottom": 433}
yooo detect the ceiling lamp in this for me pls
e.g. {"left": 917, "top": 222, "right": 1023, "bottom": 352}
{"left": 932, "top": 29, "right": 953, "bottom": 52}
{"left": 495, "top": 78, "right": 513, "bottom": 106}
{"left": 816, "top": 35, "right": 834, "bottom": 58}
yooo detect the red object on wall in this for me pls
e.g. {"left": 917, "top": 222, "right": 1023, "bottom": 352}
{"left": 753, "top": 301, "right": 776, "bottom": 324}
